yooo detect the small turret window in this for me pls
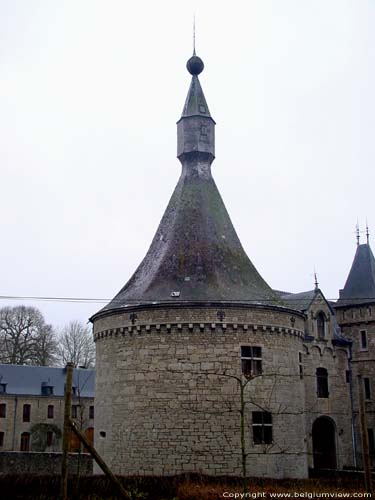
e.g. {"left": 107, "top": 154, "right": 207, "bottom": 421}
{"left": 316, "top": 368, "right": 329, "bottom": 398}
{"left": 360, "top": 330, "right": 368, "bottom": 351}
{"left": 317, "top": 312, "right": 325, "bottom": 340}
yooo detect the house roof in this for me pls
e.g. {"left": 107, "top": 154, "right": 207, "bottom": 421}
{"left": 275, "top": 290, "right": 316, "bottom": 312}
{"left": 0, "top": 364, "right": 95, "bottom": 397}
{"left": 336, "top": 243, "right": 375, "bottom": 307}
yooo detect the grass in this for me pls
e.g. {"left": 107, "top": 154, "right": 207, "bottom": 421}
{"left": 0, "top": 473, "right": 369, "bottom": 500}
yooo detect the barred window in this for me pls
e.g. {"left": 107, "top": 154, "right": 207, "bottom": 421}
{"left": 241, "top": 346, "right": 262, "bottom": 378}
{"left": 252, "top": 411, "right": 272, "bottom": 444}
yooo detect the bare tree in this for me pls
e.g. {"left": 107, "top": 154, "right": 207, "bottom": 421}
{"left": 58, "top": 321, "right": 95, "bottom": 368}
{"left": 0, "top": 306, "right": 58, "bottom": 365}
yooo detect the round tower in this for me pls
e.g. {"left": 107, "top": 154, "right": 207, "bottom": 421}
{"left": 91, "top": 53, "right": 308, "bottom": 478}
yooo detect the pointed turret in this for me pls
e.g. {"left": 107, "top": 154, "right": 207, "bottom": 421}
{"left": 92, "top": 53, "right": 281, "bottom": 319}
{"left": 336, "top": 243, "right": 375, "bottom": 307}
{"left": 177, "top": 55, "right": 215, "bottom": 162}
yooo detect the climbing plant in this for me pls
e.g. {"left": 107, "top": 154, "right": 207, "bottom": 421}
{"left": 30, "top": 423, "right": 62, "bottom": 452}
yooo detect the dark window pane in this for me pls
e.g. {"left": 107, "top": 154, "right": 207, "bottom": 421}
{"left": 241, "top": 346, "right": 252, "bottom": 357}
{"left": 252, "top": 347, "right": 262, "bottom": 358}
{"left": 254, "top": 360, "right": 262, "bottom": 375}
{"left": 0, "top": 404, "right": 6, "bottom": 418}
{"left": 364, "top": 378, "right": 371, "bottom": 400}
{"left": 0, "top": 432, "right": 4, "bottom": 447}
{"left": 263, "top": 426, "right": 273, "bottom": 444}
{"left": 23, "top": 405, "right": 31, "bottom": 422}
{"left": 47, "top": 405, "right": 54, "bottom": 419}
{"left": 241, "top": 359, "right": 252, "bottom": 377}
{"left": 252, "top": 412, "right": 263, "bottom": 424}
{"left": 368, "top": 429, "right": 375, "bottom": 456}
{"left": 263, "top": 412, "right": 272, "bottom": 424}
{"left": 253, "top": 426, "right": 263, "bottom": 444}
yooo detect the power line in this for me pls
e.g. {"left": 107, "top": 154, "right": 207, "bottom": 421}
{"left": 0, "top": 294, "right": 374, "bottom": 305}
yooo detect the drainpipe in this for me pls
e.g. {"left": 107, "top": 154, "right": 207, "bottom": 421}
{"left": 348, "top": 342, "right": 357, "bottom": 468}
{"left": 12, "top": 396, "right": 18, "bottom": 450}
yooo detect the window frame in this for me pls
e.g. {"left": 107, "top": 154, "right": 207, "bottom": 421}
{"left": 20, "top": 432, "right": 30, "bottom": 452}
{"left": 22, "top": 404, "right": 31, "bottom": 423}
{"left": 47, "top": 405, "right": 54, "bottom": 419}
{"left": 360, "top": 330, "right": 368, "bottom": 351}
{"left": 252, "top": 411, "right": 273, "bottom": 445}
{"left": 316, "top": 367, "right": 329, "bottom": 398}
{"left": 240, "top": 346, "right": 262, "bottom": 378}
{"left": 364, "top": 377, "right": 371, "bottom": 400}
{"left": 0, "top": 403, "right": 6, "bottom": 418}
{"left": 317, "top": 312, "right": 326, "bottom": 340}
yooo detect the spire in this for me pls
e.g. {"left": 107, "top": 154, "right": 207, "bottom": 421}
{"left": 177, "top": 52, "right": 215, "bottom": 162}
{"left": 337, "top": 242, "right": 375, "bottom": 306}
{"left": 356, "top": 221, "right": 360, "bottom": 246}
{"left": 314, "top": 270, "right": 319, "bottom": 291}
{"left": 91, "top": 52, "right": 282, "bottom": 319}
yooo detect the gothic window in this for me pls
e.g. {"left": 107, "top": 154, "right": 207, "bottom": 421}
{"left": 23, "top": 404, "right": 31, "bottom": 422}
{"left": 364, "top": 378, "right": 371, "bottom": 400}
{"left": 20, "top": 432, "right": 30, "bottom": 452}
{"left": 241, "top": 346, "right": 262, "bottom": 378}
{"left": 47, "top": 405, "right": 54, "bottom": 419}
{"left": 0, "top": 404, "right": 6, "bottom": 418}
{"left": 317, "top": 312, "right": 326, "bottom": 340}
{"left": 360, "top": 330, "right": 368, "bottom": 351}
{"left": 316, "top": 368, "right": 329, "bottom": 398}
{"left": 252, "top": 411, "right": 272, "bottom": 444}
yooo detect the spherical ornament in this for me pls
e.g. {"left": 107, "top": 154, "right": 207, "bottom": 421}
{"left": 186, "top": 55, "right": 204, "bottom": 75}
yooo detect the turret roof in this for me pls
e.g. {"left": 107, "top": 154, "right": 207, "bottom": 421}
{"left": 336, "top": 243, "right": 375, "bottom": 307}
{"left": 91, "top": 54, "right": 283, "bottom": 319}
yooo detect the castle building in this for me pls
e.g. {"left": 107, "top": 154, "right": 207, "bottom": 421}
{"left": 90, "top": 52, "right": 370, "bottom": 478}
{"left": 334, "top": 240, "right": 375, "bottom": 468}
{"left": 0, "top": 364, "right": 95, "bottom": 453}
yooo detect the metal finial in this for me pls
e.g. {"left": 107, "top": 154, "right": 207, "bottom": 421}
{"left": 356, "top": 221, "right": 360, "bottom": 246}
{"left": 193, "top": 14, "right": 196, "bottom": 55}
{"left": 366, "top": 219, "right": 370, "bottom": 245}
{"left": 314, "top": 269, "right": 319, "bottom": 290}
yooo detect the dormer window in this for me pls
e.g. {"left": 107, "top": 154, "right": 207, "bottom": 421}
{"left": 0, "top": 383, "right": 6, "bottom": 394}
{"left": 41, "top": 383, "right": 54, "bottom": 396}
{"left": 317, "top": 312, "right": 326, "bottom": 340}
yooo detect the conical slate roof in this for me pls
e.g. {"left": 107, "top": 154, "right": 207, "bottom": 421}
{"left": 93, "top": 55, "right": 281, "bottom": 318}
{"left": 336, "top": 243, "right": 375, "bottom": 307}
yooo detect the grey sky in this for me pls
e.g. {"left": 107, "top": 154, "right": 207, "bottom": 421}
{"left": 1, "top": 0, "right": 374, "bottom": 328}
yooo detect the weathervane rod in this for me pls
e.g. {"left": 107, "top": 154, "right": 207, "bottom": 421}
{"left": 366, "top": 218, "right": 370, "bottom": 245}
{"left": 356, "top": 221, "right": 360, "bottom": 246}
{"left": 193, "top": 14, "right": 196, "bottom": 55}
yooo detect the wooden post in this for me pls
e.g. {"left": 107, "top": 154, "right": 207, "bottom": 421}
{"left": 68, "top": 419, "right": 129, "bottom": 500}
{"left": 61, "top": 362, "right": 74, "bottom": 500}
{"left": 358, "top": 375, "right": 373, "bottom": 494}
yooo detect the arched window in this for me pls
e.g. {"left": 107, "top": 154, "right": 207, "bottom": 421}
{"left": 317, "top": 367, "right": 329, "bottom": 398}
{"left": 20, "top": 432, "right": 30, "bottom": 452}
{"left": 317, "top": 312, "right": 325, "bottom": 340}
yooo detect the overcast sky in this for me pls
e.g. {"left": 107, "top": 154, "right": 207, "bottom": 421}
{"left": 1, "top": 0, "right": 374, "bottom": 329}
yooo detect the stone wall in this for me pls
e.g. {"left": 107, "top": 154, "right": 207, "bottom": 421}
{"left": 0, "top": 451, "right": 92, "bottom": 475}
{"left": 94, "top": 304, "right": 309, "bottom": 478}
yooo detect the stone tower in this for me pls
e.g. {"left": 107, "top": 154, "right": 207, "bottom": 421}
{"left": 91, "top": 53, "right": 309, "bottom": 478}
{"left": 335, "top": 240, "right": 375, "bottom": 467}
